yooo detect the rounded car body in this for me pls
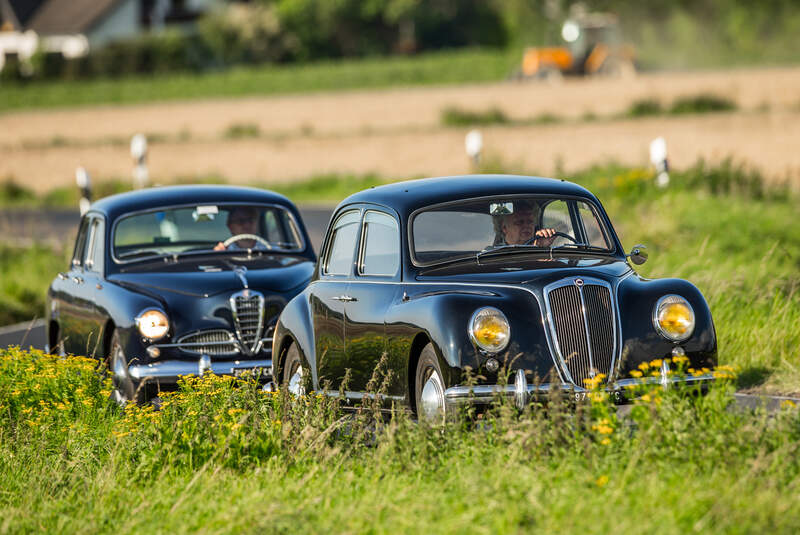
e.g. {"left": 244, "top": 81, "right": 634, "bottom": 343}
{"left": 46, "top": 185, "right": 316, "bottom": 403}
{"left": 273, "top": 175, "right": 717, "bottom": 418}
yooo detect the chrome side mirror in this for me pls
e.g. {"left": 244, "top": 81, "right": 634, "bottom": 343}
{"left": 628, "top": 244, "right": 648, "bottom": 265}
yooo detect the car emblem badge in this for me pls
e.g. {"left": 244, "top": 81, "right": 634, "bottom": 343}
{"left": 574, "top": 278, "right": 584, "bottom": 287}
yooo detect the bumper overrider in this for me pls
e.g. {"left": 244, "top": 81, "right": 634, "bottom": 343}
{"left": 443, "top": 368, "right": 716, "bottom": 412}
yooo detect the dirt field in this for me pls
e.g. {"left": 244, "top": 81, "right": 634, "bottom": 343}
{"left": 2, "top": 65, "right": 800, "bottom": 192}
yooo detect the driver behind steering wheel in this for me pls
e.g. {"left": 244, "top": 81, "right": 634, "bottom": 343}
{"left": 496, "top": 200, "right": 557, "bottom": 247}
{"left": 214, "top": 206, "right": 268, "bottom": 251}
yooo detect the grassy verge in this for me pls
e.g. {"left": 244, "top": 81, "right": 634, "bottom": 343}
{"left": 1, "top": 348, "right": 798, "bottom": 532}
{"left": 0, "top": 48, "right": 513, "bottom": 113}
{"left": 0, "top": 244, "right": 68, "bottom": 326}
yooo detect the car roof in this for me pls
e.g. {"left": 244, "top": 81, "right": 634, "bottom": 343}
{"left": 336, "top": 175, "right": 601, "bottom": 216}
{"left": 89, "top": 185, "right": 297, "bottom": 221}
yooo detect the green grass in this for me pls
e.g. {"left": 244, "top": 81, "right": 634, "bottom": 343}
{"left": 1, "top": 348, "right": 799, "bottom": 532}
{"left": 441, "top": 106, "right": 510, "bottom": 127}
{"left": 0, "top": 244, "right": 68, "bottom": 325}
{"left": 0, "top": 48, "right": 513, "bottom": 113}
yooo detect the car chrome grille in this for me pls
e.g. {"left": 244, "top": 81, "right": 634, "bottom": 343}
{"left": 230, "top": 290, "right": 265, "bottom": 355}
{"left": 545, "top": 278, "right": 617, "bottom": 388}
{"left": 177, "top": 329, "right": 238, "bottom": 355}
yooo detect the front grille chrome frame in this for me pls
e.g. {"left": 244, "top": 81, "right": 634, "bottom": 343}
{"left": 543, "top": 276, "right": 620, "bottom": 387}
{"left": 175, "top": 329, "right": 239, "bottom": 356}
{"left": 230, "top": 290, "right": 265, "bottom": 356}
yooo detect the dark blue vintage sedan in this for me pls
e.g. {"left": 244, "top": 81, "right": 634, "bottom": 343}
{"left": 272, "top": 175, "right": 717, "bottom": 421}
{"left": 46, "top": 185, "right": 316, "bottom": 403}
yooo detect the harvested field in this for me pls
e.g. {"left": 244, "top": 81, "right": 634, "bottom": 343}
{"left": 2, "top": 65, "right": 800, "bottom": 191}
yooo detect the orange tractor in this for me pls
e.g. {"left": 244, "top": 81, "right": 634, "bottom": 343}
{"left": 515, "top": 12, "right": 635, "bottom": 80}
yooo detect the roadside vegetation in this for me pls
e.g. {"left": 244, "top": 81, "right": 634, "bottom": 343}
{"left": 2, "top": 346, "right": 799, "bottom": 532}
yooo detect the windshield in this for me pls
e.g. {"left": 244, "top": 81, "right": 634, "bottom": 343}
{"left": 412, "top": 196, "right": 614, "bottom": 266}
{"left": 113, "top": 203, "right": 304, "bottom": 263}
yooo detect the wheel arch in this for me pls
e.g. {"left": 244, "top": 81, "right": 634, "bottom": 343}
{"left": 407, "top": 332, "right": 432, "bottom": 414}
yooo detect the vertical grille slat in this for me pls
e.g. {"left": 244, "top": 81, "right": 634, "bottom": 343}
{"left": 546, "top": 280, "right": 617, "bottom": 388}
{"left": 231, "top": 291, "right": 265, "bottom": 355}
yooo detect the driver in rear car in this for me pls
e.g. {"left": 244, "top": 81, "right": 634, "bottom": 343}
{"left": 214, "top": 206, "right": 267, "bottom": 251}
{"left": 497, "top": 201, "right": 557, "bottom": 247}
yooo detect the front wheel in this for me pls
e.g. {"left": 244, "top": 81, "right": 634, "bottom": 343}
{"left": 414, "top": 343, "right": 446, "bottom": 423}
{"left": 108, "top": 330, "right": 146, "bottom": 405}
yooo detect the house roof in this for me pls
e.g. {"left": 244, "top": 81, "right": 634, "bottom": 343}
{"left": 27, "top": 0, "right": 121, "bottom": 35}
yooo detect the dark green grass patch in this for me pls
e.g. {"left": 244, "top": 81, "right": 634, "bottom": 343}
{"left": 441, "top": 106, "right": 510, "bottom": 127}
{"left": 669, "top": 93, "right": 738, "bottom": 115}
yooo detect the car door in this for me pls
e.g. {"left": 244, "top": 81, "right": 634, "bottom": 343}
{"left": 310, "top": 209, "right": 360, "bottom": 390}
{"left": 58, "top": 216, "right": 104, "bottom": 356}
{"left": 344, "top": 209, "right": 403, "bottom": 395}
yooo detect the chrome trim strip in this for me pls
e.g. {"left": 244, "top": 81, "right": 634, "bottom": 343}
{"left": 322, "top": 390, "right": 406, "bottom": 402}
{"left": 129, "top": 358, "right": 273, "bottom": 381}
{"left": 443, "top": 373, "right": 715, "bottom": 406}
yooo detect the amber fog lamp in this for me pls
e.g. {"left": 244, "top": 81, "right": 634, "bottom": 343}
{"left": 469, "top": 307, "right": 510, "bottom": 353}
{"left": 653, "top": 295, "right": 695, "bottom": 342}
{"left": 136, "top": 309, "right": 170, "bottom": 340}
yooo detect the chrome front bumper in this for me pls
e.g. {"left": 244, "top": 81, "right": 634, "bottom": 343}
{"left": 444, "top": 370, "right": 716, "bottom": 410}
{"left": 128, "top": 356, "right": 273, "bottom": 383}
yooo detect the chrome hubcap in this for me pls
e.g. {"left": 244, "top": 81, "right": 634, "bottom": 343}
{"left": 420, "top": 369, "right": 445, "bottom": 423}
{"left": 111, "top": 346, "right": 132, "bottom": 405}
{"left": 288, "top": 364, "right": 305, "bottom": 396}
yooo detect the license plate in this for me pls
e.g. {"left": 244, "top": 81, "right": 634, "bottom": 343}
{"left": 233, "top": 366, "right": 266, "bottom": 378}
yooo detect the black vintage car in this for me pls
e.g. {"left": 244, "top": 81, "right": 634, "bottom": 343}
{"left": 46, "top": 185, "right": 316, "bottom": 403}
{"left": 272, "top": 175, "right": 717, "bottom": 420}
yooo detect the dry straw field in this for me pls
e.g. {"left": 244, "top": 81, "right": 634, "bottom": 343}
{"left": 2, "top": 65, "right": 800, "bottom": 191}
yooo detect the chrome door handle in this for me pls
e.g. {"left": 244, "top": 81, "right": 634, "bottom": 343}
{"left": 57, "top": 272, "right": 68, "bottom": 280}
{"left": 72, "top": 276, "right": 84, "bottom": 284}
{"left": 332, "top": 295, "right": 357, "bottom": 302}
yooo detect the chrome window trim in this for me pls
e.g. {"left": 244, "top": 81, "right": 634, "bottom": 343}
{"left": 110, "top": 201, "right": 307, "bottom": 265}
{"left": 357, "top": 210, "right": 401, "bottom": 278}
{"left": 408, "top": 193, "right": 620, "bottom": 268}
{"left": 321, "top": 208, "right": 362, "bottom": 277}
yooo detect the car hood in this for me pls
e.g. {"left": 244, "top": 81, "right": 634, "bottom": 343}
{"left": 108, "top": 256, "right": 315, "bottom": 298}
{"left": 416, "top": 255, "right": 632, "bottom": 286}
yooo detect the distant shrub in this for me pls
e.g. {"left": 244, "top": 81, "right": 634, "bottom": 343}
{"left": 441, "top": 106, "right": 509, "bottom": 126}
{"left": 626, "top": 98, "right": 663, "bottom": 117}
{"left": 0, "top": 178, "right": 36, "bottom": 204}
{"left": 223, "top": 122, "right": 261, "bottom": 139}
{"left": 669, "top": 94, "right": 737, "bottom": 114}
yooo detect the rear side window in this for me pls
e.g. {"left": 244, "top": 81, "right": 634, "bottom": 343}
{"left": 324, "top": 210, "right": 360, "bottom": 275}
{"left": 359, "top": 211, "right": 399, "bottom": 277}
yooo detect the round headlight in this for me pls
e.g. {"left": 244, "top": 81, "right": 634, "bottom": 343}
{"left": 653, "top": 295, "right": 695, "bottom": 342}
{"left": 469, "top": 307, "right": 510, "bottom": 353}
{"left": 136, "top": 309, "right": 169, "bottom": 340}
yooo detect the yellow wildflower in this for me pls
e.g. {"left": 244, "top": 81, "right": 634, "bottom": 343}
{"left": 596, "top": 475, "right": 609, "bottom": 487}
{"left": 650, "top": 359, "right": 663, "bottom": 368}
{"left": 629, "top": 370, "right": 643, "bottom": 378}
{"left": 638, "top": 362, "right": 650, "bottom": 371}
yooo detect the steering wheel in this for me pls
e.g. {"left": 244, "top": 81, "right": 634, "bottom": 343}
{"left": 523, "top": 230, "right": 577, "bottom": 246}
{"left": 222, "top": 233, "right": 272, "bottom": 250}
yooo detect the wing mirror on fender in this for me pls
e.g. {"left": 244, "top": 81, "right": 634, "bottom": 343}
{"left": 628, "top": 244, "right": 648, "bottom": 265}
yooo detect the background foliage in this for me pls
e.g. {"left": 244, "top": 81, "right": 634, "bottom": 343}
{"left": 3, "top": 0, "right": 800, "bottom": 82}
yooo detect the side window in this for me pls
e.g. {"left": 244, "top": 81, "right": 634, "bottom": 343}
{"left": 85, "top": 218, "right": 105, "bottom": 273}
{"left": 71, "top": 218, "right": 90, "bottom": 269}
{"left": 359, "top": 211, "right": 399, "bottom": 277}
{"left": 323, "top": 210, "right": 361, "bottom": 275}
{"left": 540, "top": 200, "right": 574, "bottom": 239}
{"left": 578, "top": 202, "right": 611, "bottom": 249}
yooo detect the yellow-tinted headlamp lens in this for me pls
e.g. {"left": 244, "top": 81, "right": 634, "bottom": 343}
{"left": 654, "top": 296, "right": 695, "bottom": 342}
{"left": 136, "top": 309, "right": 170, "bottom": 340}
{"left": 470, "top": 307, "right": 510, "bottom": 353}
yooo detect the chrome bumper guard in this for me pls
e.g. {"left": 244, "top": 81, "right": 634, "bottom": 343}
{"left": 128, "top": 356, "right": 273, "bottom": 383}
{"left": 444, "top": 370, "right": 716, "bottom": 410}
